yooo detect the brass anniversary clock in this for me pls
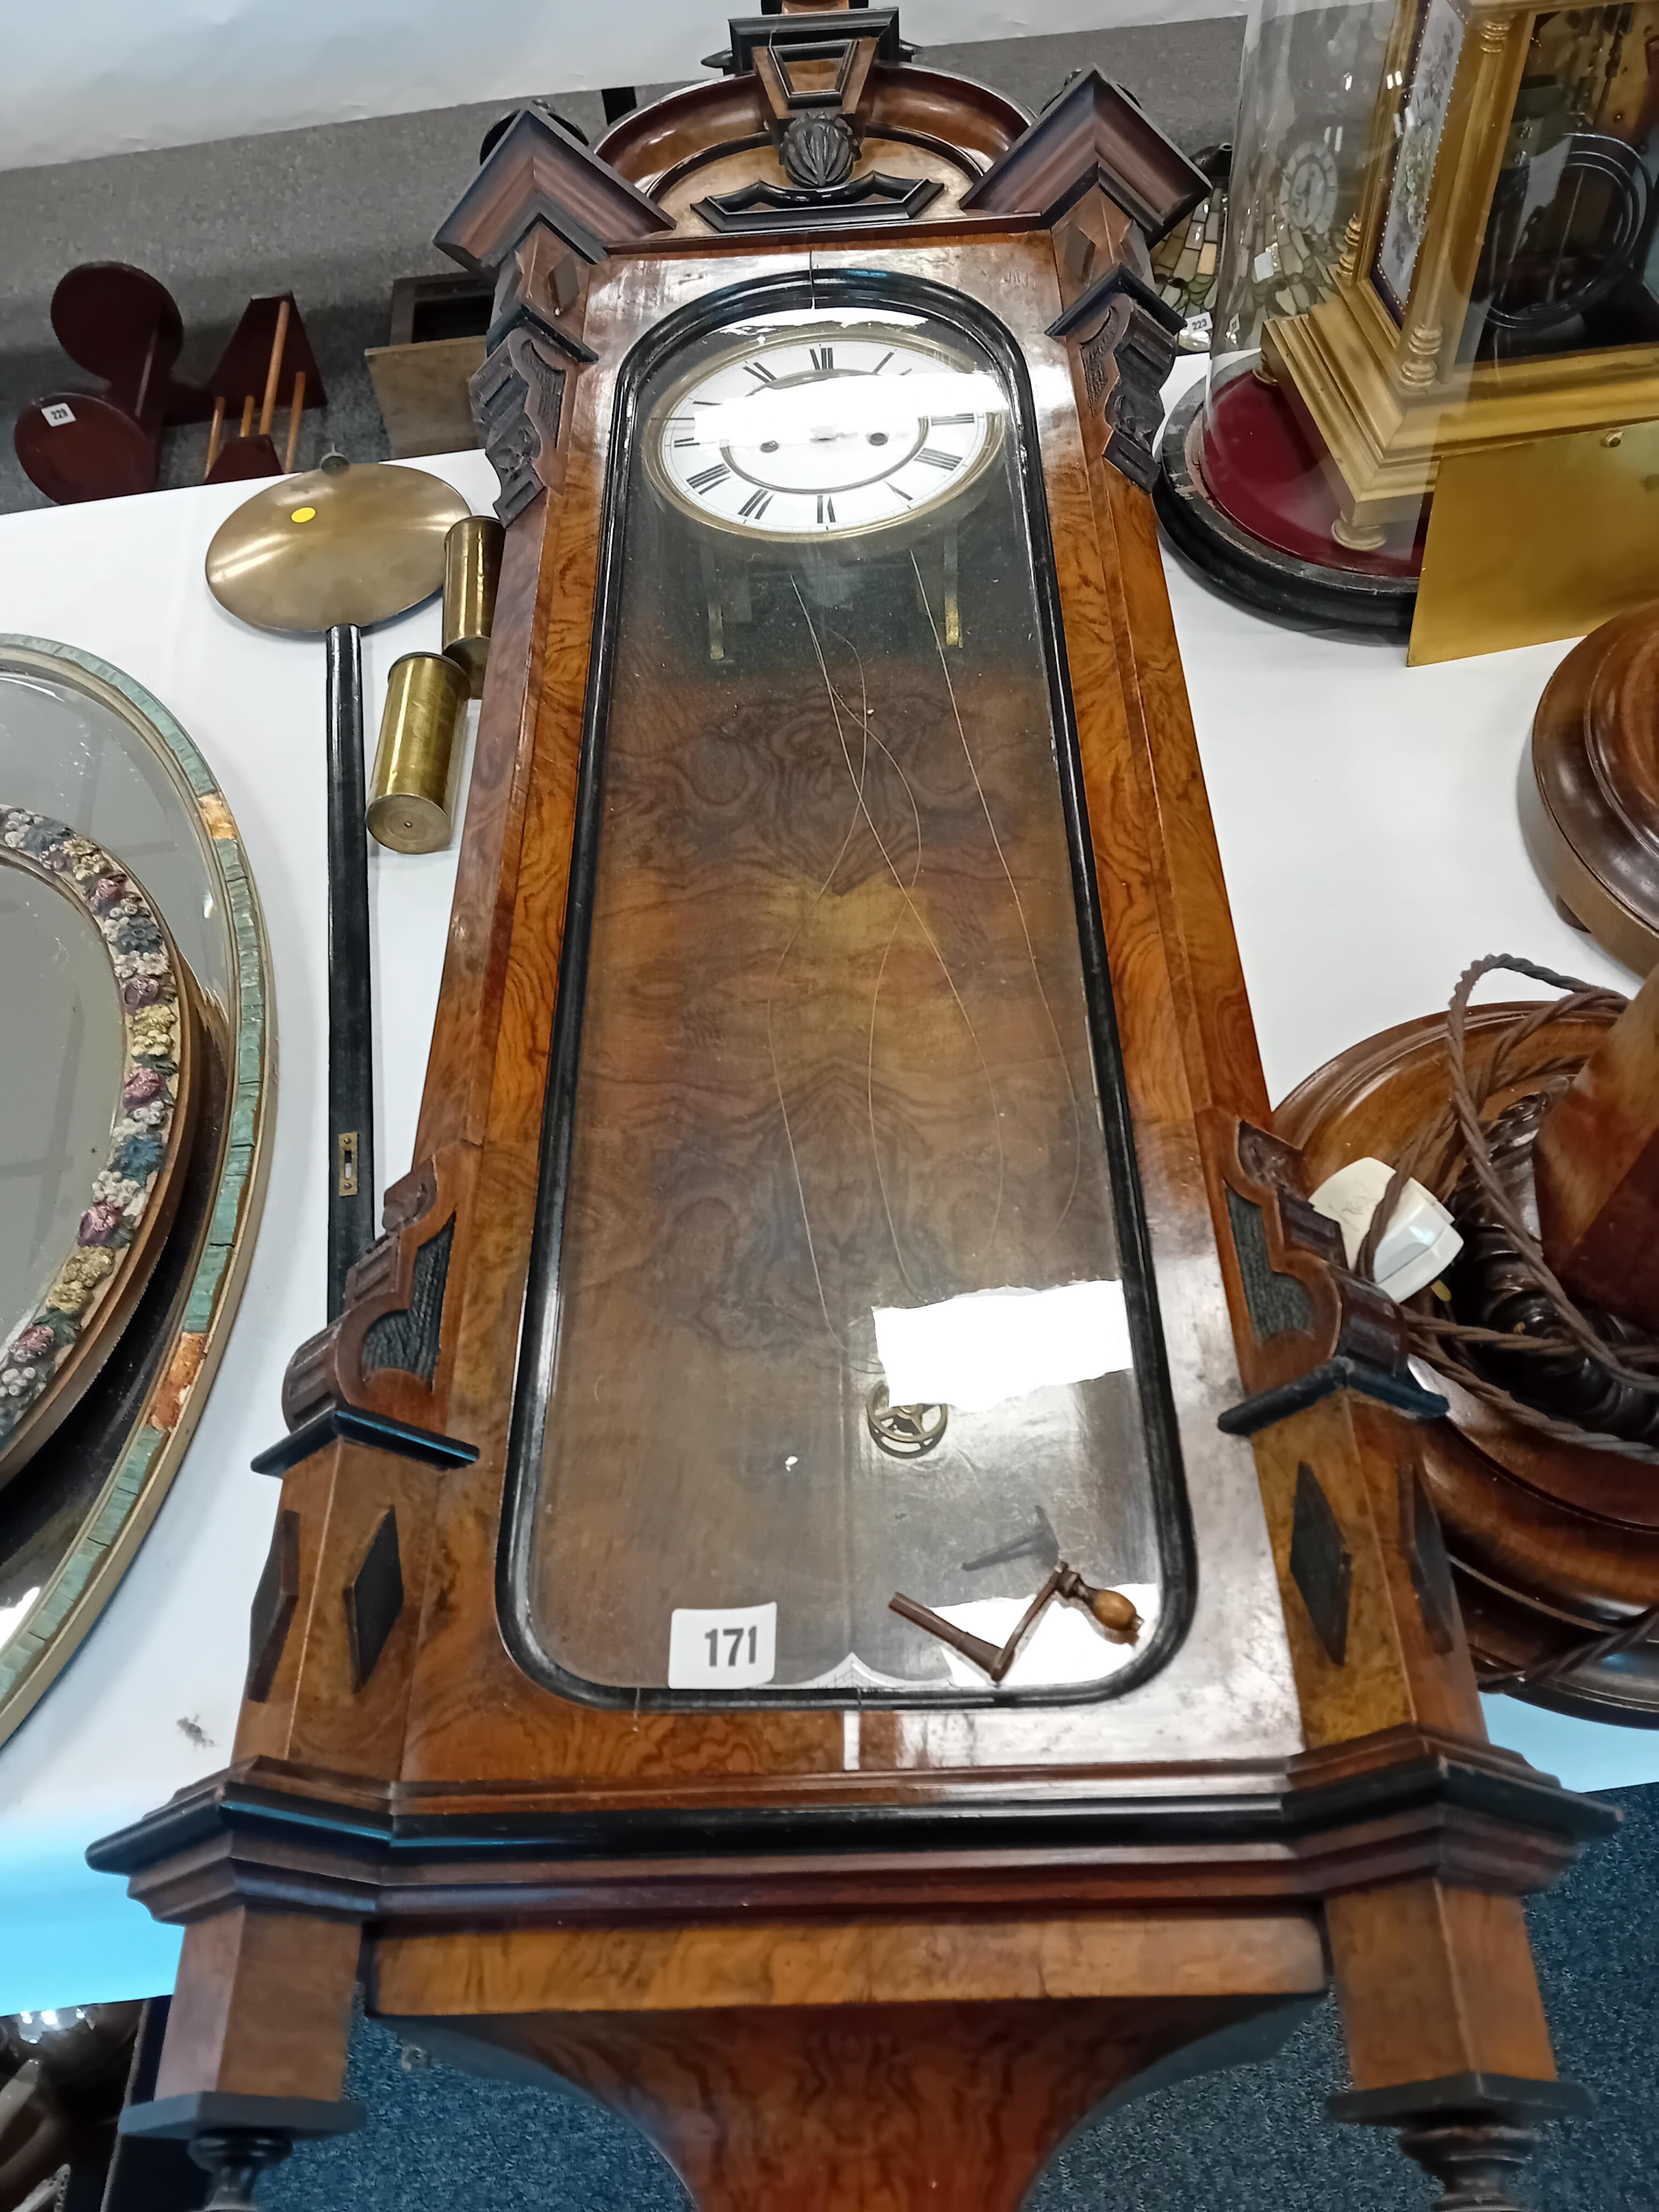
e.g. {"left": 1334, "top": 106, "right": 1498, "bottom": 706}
{"left": 96, "top": 11, "right": 1607, "bottom": 2210}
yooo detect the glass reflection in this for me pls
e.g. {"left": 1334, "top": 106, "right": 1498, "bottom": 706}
{"left": 517, "top": 291, "right": 1175, "bottom": 1701}
{"left": 0, "top": 669, "right": 229, "bottom": 1018}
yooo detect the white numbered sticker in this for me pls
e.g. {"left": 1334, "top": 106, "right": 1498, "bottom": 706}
{"left": 42, "top": 402, "right": 76, "bottom": 428}
{"left": 668, "top": 1602, "right": 776, "bottom": 1689}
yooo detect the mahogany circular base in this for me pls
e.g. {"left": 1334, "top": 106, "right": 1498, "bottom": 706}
{"left": 1526, "top": 603, "right": 1659, "bottom": 978}
{"left": 1275, "top": 998, "right": 1659, "bottom": 1723}
{"left": 14, "top": 391, "right": 158, "bottom": 504}
{"left": 1154, "top": 379, "right": 1418, "bottom": 640}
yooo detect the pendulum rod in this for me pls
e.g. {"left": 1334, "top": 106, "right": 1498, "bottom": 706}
{"left": 324, "top": 622, "right": 377, "bottom": 1316}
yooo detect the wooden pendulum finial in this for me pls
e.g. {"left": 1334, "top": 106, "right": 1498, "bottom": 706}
{"left": 187, "top": 2130, "right": 294, "bottom": 2210}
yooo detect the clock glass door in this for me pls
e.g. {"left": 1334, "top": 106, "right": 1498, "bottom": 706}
{"left": 504, "top": 272, "right": 1188, "bottom": 1704}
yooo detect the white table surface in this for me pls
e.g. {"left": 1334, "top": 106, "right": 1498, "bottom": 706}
{"left": 0, "top": 421, "right": 1650, "bottom": 2018}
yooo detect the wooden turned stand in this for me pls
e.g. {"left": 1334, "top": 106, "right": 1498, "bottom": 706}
{"left": 92, "top": 15, "right": 1613, "bottom": 2209}
{"left": 14, "top": 264, "right": 213, "bottom": 504}
{"left": 1278, "top": 990, "right": 1659, "bottom": 1717}
{"left": 1526, "top": 602, "right": 1659, "bottom": 975}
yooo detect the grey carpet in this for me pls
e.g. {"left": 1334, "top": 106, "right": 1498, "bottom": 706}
{"left": 0, "top": 18, "right": 1245, "bottom": 518}
{"left": 263, "top": 1782, "right": 1655, "bottom": 2210}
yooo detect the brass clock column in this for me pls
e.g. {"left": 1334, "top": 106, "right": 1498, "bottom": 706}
{"left": 94, "top": 12, "right": 1609, "bottom": 2210}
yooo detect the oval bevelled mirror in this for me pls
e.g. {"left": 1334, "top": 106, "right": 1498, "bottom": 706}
{"left": 0, "top": 639, "right": 273, "bottom": 1746}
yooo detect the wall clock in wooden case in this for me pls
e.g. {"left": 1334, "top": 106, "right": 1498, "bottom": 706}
{"left": 95, "top": 14, "right": 1610, "bottom": 2210}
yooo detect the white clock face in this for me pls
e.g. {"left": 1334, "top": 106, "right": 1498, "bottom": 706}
{"left": 1280, "top": 139, "right": 1339, "bottom": 236}
{"left": 647, "top": 321, "right": 1004, "bottom": 542}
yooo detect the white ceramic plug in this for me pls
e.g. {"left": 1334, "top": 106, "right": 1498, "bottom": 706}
{"left": 1309, "top": 1155, "right": 1462, "bottom": 1304}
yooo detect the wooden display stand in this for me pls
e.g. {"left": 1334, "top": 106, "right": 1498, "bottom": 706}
{"left": 1279, "top": 965, "right": 1659, "bottom": 1718}
{"left": 1526, "top": 600, "right": 1659, "bottom": 975}
{"left": 15, "top": 272, "right": 326, "bottom": 504}
{"left": 201, "top": 295, "right": 326, "bottom": 484}
{"left": 365, "top": 275, "right": 492, "bottom": 459}
{"left": 92, "top": 14, "right": 1610, "bottom": 2209}
{"left": 14, "top": 265, "right": 214, "bottom": 504}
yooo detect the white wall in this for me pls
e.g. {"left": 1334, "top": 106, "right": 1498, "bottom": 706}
{"left": 6, "top": 0, "right": 1245, "bottom": 172}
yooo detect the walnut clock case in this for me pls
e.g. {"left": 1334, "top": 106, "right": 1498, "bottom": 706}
{"left": 94, "top": 16, "right": 1610, "bottom": 2210}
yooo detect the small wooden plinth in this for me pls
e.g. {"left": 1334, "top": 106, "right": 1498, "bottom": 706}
{"left": 1277, "top": 999, "right": 1659, "bottom": 1723}
{"left": 1527, "top": 604, "right": 1659, "bottom": 978}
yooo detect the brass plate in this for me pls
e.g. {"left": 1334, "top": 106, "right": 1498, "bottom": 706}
{"left": 1411, "top": 423, "right": 1659, "bottom": 665}
{"left": 205, "top": 456, "right": 472, "bottom": 635}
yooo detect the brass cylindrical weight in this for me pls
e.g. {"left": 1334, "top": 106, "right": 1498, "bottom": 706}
{"left": 368, "top": 651, "right": 468, "bottom": 853}
{"left": 441, "top": 515, "right": 504, "bottom": 696}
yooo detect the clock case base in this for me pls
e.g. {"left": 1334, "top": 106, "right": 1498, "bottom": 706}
{"left": 93, "top": 27, "right": 1610, "bottom": 2212}
{"left": 92, "top": 1726, "right": 1607, "bottom": 2211}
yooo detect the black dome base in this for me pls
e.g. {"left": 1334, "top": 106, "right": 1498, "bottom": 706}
{"left": 1153, "top": 382, "right": 1418, "bottom": 642}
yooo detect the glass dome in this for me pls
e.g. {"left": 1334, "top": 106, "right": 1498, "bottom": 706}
{"left": 1159, "top": 0, "right": 1659, "bottom": 647}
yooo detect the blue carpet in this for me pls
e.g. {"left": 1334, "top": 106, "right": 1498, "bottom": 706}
{"left": 266, "top": 1783, "right": 1655, "bottom": 2210}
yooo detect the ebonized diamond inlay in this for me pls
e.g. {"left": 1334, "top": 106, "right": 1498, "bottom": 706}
{"left": 344, "top": 1509, "right": 404, "bottom": 1690}
{"left": 1289, "top": 1462, "right": 1352, "bottom": 1666}
{"left": 246, "top": 1508, "right": 301, "bottom": 1702}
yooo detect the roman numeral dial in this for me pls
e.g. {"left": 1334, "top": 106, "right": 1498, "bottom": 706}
{"left": 650, "top": 320, "right": 1000, "bottom": 541}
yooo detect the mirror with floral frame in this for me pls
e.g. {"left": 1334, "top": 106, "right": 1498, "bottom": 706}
{"left": 0, "top": 639, "right": 273, "bottom": 1745}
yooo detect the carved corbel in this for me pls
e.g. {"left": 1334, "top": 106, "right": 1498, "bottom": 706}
{"left": 1200, "top": 1112, "right": 1448, "bottom": 1436}
{"left": 433, "top": 104, "right": 672, "bottom": 524}
{"left": 282, "top": 1147, "right": 478, "bottom": 1430}
{"left": 960, "top": 69, "right": 1207, "bottom": 491}
{"left": 463, "top": 223, "right": 593, "bottom": 527}
{"left": 1050, "top": 261, "right": 1184, "bottom": 491}
{"left": 469, "top": 319, "right": 581, "bottom": 526}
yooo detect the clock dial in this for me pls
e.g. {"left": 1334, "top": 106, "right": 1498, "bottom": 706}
{"left": 648, "top": 324, "right": 1002, "bottom": 541}
{"left": 1279, "top": 138, "right": 1339, "bottom": 238}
